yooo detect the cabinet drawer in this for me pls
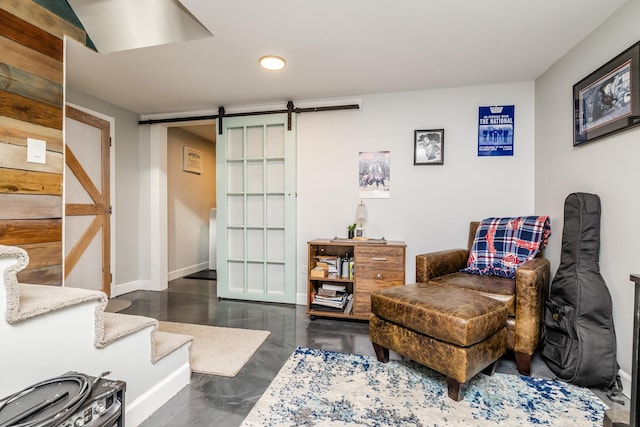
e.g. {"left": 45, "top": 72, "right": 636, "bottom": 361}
{"left": 355, "top": 246, "right": 405, "bottom": 280}
{"left": 353, "top": 279, "right": 401, "bottom": 316}
{"left": 356, "top": 268, "right": 404, "bottom": 282}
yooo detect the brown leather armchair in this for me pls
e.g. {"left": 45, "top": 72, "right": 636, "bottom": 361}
{"left": 415, "top": 221, "right": 550, "bottom": 376}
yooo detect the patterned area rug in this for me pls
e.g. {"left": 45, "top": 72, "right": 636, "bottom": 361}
{"left": 241, "top": 347, "right": 607, "bottom": 426}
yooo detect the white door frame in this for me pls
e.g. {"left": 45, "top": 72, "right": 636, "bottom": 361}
{"left": 148, "top": 124, "right": 168, "bottom": 291}
{"left": 143, "top": 120, "right": 215, "bottom": 291}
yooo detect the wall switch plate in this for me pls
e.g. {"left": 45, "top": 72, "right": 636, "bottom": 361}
{"left": 27, "top": 138, "right": 46, "bottom": 164}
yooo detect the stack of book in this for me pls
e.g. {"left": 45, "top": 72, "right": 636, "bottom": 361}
{"left": 311, "top": 283, "right": 353, "bottom": 314}
{"left": 315, "top": 256, "right": 340, "bottom": 277}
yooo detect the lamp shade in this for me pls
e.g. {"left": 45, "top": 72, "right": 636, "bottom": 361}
{"left": 356, "top": 201, "right": 367, "bottom": 225}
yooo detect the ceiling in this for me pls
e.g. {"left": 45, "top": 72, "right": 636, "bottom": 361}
{"left": 65, "top": 0, "right": 628, "bottom": 117}
{"left": 67, "top": 0, "right": 213, "bottom": 54}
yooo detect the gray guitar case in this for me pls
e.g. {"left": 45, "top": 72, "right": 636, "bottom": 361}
{"left": 542, "top": 192, "right": 618, "bottom": 388}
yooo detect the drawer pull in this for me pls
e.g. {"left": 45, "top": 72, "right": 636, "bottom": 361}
{"left": 371, "top": 257, "right": 387, "bottom": 261}
{"left": 376, "top": 273, "right": 383, "bottom": 279}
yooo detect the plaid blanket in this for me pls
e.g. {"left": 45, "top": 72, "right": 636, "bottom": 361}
{"left": 461, "top": 216, "right": 551, "bottom": 279}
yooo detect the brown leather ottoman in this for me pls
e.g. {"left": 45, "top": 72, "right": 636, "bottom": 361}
{"left": 369, "top": 284, "right": 508, "bottom": 401}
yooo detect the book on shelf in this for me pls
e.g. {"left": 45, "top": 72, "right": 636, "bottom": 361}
{"left": 343, "top": 297, "right": 354, "bottom": 315}
{"left": 312, "top": 295, "right": 346, "bottom": 308}
{"left": 315, "top": 256, "right": 340, "bottom": 274}
{"left": 310, "top": 304, "right": 345, "bottom": 312}
{"left": 311, "top": 292, "right": 352, "bottom": 311}
{"left": 311, "top": 294, "right": 354, "bottom": 314}
{"left": 321, "top": 283, "right": 347, "bottom": 292}
{"left": 317, "top": 288, "right": 337, "bottom": 298}
{"left": 313, "top": 295, "right": 344, "bottom": 304}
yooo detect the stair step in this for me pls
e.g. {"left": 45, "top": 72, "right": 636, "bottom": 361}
{"left": 7, "top": 283, "right": 106, "bottom": 323}
{"left": 153, "top": 331, "right": 193, "bottom": 362}
{"left": 100, "top": 313, "right": 193, "bottom": 363}
{"left": 100, "top": 312, "right": 158, "bottom": 347}
{"left": 1, "top": 245, "right": 192, "bottom": 424}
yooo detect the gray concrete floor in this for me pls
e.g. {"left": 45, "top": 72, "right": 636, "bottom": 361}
{"left": 113, "top": 275, "right": 630, "bottom": 427}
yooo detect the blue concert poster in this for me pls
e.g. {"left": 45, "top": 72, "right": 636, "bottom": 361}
{"left": 477, "top": 105, "right": 514, "bottom": 156}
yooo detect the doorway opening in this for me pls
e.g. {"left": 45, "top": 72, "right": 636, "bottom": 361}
{"left": 166, "top": 123, "right": 216, "bottom": 281}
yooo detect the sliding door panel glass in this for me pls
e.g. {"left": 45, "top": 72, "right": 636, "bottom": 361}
{"left": 267, "top": 263, "right": 285, "bottom": 295}
{"left": 228, "top": 261, "right": 244, "bottom": 292}
{"left": 266, "top": 229, "right": 285, "bottom": 261}
{"left": 247, "top": 195, "right": 264, "bottom": 225}
{"left": 247, "top": 262, "right": 264, "bottom": 293}
{"left": 247, "top": 229, "right": 264, "bottom": 259}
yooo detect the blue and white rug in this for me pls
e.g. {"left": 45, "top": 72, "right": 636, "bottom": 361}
{"left": 241, "top": 347, "right": 606, "bottom": 426}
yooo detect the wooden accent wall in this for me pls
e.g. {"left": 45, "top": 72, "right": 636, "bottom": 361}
{"left": 0, "top": 1, "right": 87, "bottom": 285}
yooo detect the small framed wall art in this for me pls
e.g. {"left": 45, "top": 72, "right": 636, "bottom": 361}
{"left": 573, "top": 41, "right": 640, "bottom": 146}
{"left": 414, "top": 129, "right": 444, "bottom": 165}
{"left": 183, "top": 146, "right": 203, "bottom": 174}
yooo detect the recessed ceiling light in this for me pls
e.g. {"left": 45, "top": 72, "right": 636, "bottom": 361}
{"left": 259, "top": 55, "right": 286, "bottom": 71}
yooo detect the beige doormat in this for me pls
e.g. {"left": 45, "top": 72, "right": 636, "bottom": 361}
{"left": 158, "top": 321, "right": 270, "bottom": 377}
{"left": 105, "top": 299, "right": 132, "bottom": 313}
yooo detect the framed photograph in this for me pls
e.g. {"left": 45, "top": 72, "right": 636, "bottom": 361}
{"left": 414, "top": 129, "right": 444, "bottom": 165}
{"left": 573, "top": 41, "right": 640, "bottom": 146}
{"left": 183, "top": 146, "right": 203, "bottom": 173}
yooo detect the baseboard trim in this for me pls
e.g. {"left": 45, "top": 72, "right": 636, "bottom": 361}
{"left": 168, "top": 262, "right": 210, "bottom": 281}
{"left": 124, "top": 362, "right": 191, "bottom": 426}
{"left": 112, "top": 280, "right": 145, "bottom": 296}
{"left": 619, "top": 368, "right": 631, "bottom": 399}
{"left": 296, "top": 292, "right": 307, "bottom": 306}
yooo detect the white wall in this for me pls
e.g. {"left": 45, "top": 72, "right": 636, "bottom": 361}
{"left": 296, "top": 82, "right": 537, "bottom": 301}
{"left": 69, "top": 76, "right": 537, "bottom": 301}
{"left": 167, "top": 128, "right": 216, "bottom": 279}
{"left": 535, "top": 0, "right": 640, "bottom": 396}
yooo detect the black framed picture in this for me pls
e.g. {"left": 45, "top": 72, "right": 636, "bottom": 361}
{"left": 414, "top": 129, "right": 444, "bottom": 165}
{"left": 573, "top": 41, "right": 640, "bottom": 146}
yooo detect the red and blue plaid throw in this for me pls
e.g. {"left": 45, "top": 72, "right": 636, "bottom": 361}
{"left": 461, "top": 216, "right": 551, "bottom": 279}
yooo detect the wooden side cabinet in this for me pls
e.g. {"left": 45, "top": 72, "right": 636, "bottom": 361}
{"left": 307, "top": 239, "right": 406, "bottom": 321}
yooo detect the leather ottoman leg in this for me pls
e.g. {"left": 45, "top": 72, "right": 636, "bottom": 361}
{"left": 482, "top": 360, "right": 498, "bottom": 376}
{"left": 373, "top": 342, "right": 389, "bottom": 363}
{"left": 446, "top": 377, "right": 468, "bottom": 402}
{"left": 514, "top": 351, "right": 532, "bottom": 376}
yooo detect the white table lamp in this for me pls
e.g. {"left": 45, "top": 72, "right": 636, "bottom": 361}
{"left": 356, "top": 200, "right": 367, "bottom": 237}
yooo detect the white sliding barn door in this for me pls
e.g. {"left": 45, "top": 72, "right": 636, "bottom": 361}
{"left": 216, "top": 113, "right": 296, "bottom": 303}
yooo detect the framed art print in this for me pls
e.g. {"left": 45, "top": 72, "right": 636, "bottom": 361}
{"left": 574, "top": 41, "right": 640, "bottom": 146}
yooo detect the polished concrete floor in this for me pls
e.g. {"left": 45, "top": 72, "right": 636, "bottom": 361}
{"left": 113, "top": 275, "right": 628, "bottom": 426}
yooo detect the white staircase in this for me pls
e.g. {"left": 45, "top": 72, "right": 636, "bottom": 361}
{"left": 0, "top": 245, "right": 193, "bottom": 426}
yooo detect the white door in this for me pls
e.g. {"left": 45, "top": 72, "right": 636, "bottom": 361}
{"left": 64, "top": 105, "right": 111, "bottom": 295}
{"left": 216, "top": 113, "right": 296, "bottom": 303}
